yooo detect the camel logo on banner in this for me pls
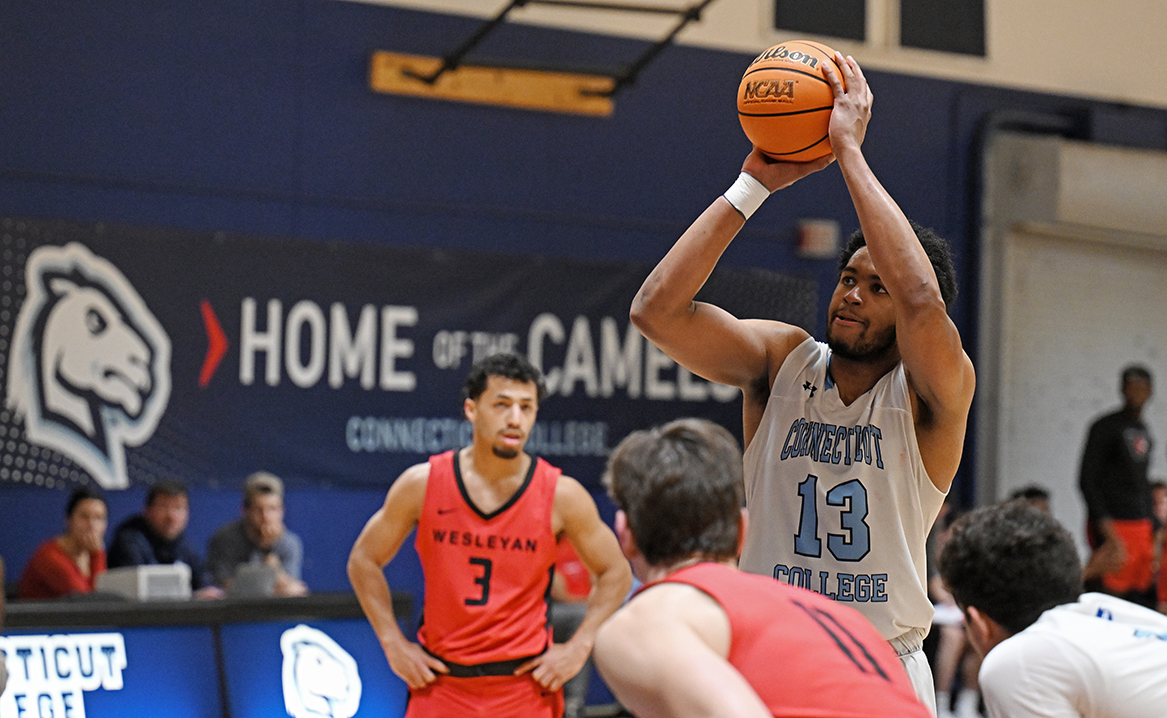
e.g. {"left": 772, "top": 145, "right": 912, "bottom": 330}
{"left": 5, "top": 243, "right": 171, "bottom": 489}
{"left": 281, "top": 624, "right": 362, "bottom": 718}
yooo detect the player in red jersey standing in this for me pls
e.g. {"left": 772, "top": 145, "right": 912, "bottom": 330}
{"left": 349, "top": 352, "right": 632, "bottom": 718}
{"left": 595, "top": 418, "right": 932, "bottom": 718}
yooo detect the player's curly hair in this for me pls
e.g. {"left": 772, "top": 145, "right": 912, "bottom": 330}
{"left": 838, "top": 220, "right": 958, "bottom": 311}
{"left": 604, "top": 418, "right": 743, "bottom": 567}
{"left": 462, "top": 352, "right": 547, "bottom": 403}
{"left": 938, "top": 500, "right": 1082, "bottom": 635}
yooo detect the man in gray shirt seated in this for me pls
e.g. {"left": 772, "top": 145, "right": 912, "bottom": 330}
{"left": 207, "top": 472, "right": 307, "bottom": 596}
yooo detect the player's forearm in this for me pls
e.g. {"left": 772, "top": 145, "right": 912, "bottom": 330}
{"left": 835, "top": 144, "right": 942, "bottom": 308}
{"left": 348, "top": 554, "right": 408, "bottom": 647}
{"left": 562, "top": 562, "right": 633, "bottom": 654}
{"left": 631, "top": 200, "right": 744, "bottom": 336}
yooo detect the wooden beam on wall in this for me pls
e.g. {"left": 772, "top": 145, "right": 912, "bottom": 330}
{"left": 369, "top": 51, "right": 615, "bottom": 117}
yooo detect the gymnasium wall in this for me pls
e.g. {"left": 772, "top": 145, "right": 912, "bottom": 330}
{"left": 377, "top": 0, "right": 1167, "bottom": 110}
{"left": 2, "top": 0, "right": 1167, "bottom": 595}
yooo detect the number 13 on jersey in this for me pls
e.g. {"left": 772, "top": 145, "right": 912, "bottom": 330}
{"left": 794, "top": 474, "right": 870, "bottom": 561}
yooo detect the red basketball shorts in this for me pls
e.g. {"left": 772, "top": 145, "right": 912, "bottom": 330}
{"left": 406, "top": 674, "right": 563, "bottom": 718}
{"left": 1101, "top": 519, "right": 1154, "bottom": 594}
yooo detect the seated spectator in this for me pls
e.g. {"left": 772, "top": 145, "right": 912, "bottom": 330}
{"left": 207, "top": 472, "right": 307, "bottom": 596}
{"left": 939, "top": 499, "right": 1167, "bottom": 718}
{"left": 18, "top": 487, "right": 108, "bottom": 599}
{"left": 107, "top": 480, "right": 224, "bottom": 599}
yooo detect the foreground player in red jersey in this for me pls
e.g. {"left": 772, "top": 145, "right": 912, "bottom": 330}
{"left": 349, "top": 352, "right": 631, "bottom": 718}
{"left": 595, "top": 418, "right": 931, "bottom": 718}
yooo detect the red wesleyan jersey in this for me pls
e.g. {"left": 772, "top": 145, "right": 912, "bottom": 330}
{"left": 415, "top": 450, "right": 559, "bottom": 665}
{"left": 651, "top": 562, "right": 932, "bottom": 718}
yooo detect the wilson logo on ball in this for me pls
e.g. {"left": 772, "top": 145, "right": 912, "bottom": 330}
{"left": 750, "top": 45, "right": 822, "bottom": 70}
{"left": 741, "top": 79, "right": 797, "bottom": 104}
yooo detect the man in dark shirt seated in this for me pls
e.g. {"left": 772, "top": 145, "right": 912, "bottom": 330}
{"left": 108, "top": 480, "right": 223, "bottom": 599}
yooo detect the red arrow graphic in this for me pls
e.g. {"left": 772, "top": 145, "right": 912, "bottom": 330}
{"left": 199, "top": 299, "right": 229, "bottom": 388}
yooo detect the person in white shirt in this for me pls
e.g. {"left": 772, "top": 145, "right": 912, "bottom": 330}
{"left": 938, "top": 500, "right": 1167, "bottom": 718}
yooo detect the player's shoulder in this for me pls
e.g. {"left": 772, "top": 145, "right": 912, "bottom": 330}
{"left": 552, "top": 473, "right": 599, "bottom": 513}
{"left": 371, "top": 461, "right": 434, "bottom": 528}
{"left": 397, "top": 460, "right": 434, "bottom": 485}
{"left": 386, "top": 461, "right": 433, "bottom": 502}
{"left": 617, "top": 581, "right": 725, "bottom": 632}
{"left": 552, "top": 470, "right": 583, "bottom": 492}
{"left": 981, "top": 621, "right": 1084, "bottom": 686}
{"left": 596, "top": 590, "right": 667, "bottom": 660}
{"left": 741, "top": 325, "right": 815, "bottom": 403}
{"left": 743, "top": 319, "right": 813, "bottom": 361}
{"left": 770, "top": 330, "right": 821, "bottom": 373}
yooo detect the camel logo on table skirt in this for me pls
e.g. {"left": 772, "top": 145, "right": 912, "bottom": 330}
{"left": 281, "top": 624, "right": 363, "bottom": 718}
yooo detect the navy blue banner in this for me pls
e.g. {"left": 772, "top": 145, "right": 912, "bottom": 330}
{"left": 0, "top": 619, "right": 407, "bottom": 718}
{"left": 0, "top": 217, "right": 815, "bottom": 492}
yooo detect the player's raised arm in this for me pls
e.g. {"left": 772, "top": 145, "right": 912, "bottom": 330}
{"left": 824, "top": 54, "right": 974, "bottom": 487}
{"left": 630, "top": 150, "right": 831, "bottom": 393}
{"left": 516, "top": 475, "right": 632, "bottom": 691}
{"left": 347, "top": 463, "right": 448, "bottom": 689}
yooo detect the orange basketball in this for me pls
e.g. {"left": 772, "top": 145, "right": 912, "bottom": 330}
{"left": 737, "top": 41, "right": 844, "bottom": 162}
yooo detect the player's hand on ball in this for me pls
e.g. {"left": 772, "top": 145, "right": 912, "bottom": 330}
{"left": 823, "top": 52, "right": 872, "bottom": 154}
{"left": 742, "top": 147, "right": 834, "bottom": 193}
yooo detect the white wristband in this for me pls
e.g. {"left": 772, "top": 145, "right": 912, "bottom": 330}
{"left": 722, "top": 172, "right": 770, "bottom": 220}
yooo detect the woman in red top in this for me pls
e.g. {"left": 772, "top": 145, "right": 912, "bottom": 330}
{"left": 18, "top": 487, "right": 109, "bottom": 599}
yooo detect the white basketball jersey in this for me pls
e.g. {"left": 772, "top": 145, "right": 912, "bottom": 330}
{"left": 741, "top": 338, "right": 945, "bottom": 640}
{"left": 980, "top": 593, "right": 1167, "bottom": 718}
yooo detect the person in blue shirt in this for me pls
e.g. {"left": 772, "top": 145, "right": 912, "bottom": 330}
{"left": 108, "top": 480, "right": 223, "bottom": 598}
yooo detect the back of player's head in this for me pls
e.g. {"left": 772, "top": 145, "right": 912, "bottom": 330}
{"left": 838, "top": 220, "right": 957, "bottom": 310}
{"left": 604, "top": 418, "right": 743, "bottom": 566}
{"left": 462, "top": 352, "right": 547, "bottom": 403}
{"left": 938, "top": 500, "right": 1081, "bottom": 635}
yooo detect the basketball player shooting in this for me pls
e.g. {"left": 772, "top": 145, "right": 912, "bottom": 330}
{"left": 629, "top": 53, "right": 975, "bottom": 710}
{"left": 347, "top": 353, "right": 631, "bottom": 718}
